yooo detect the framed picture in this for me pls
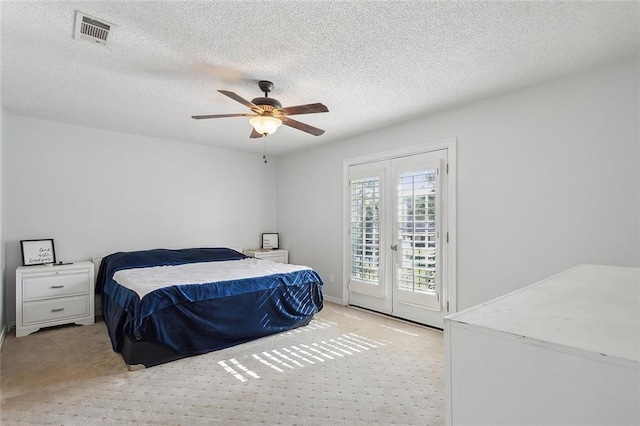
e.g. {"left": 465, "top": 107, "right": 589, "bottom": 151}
{"left": 261, "top": 233, "right": 279, "bottom": 250}
{"left": 20, "top": 239, "right": 56, "bottom": 266}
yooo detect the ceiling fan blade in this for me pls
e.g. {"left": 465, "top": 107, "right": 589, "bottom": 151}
{"left": 282, "top": 117, "right": 325, "bottom": 136}
{"left": 218, "top": 90, "right": 263, "bottom": 112}
{"left": 279, "top": 103, "right": 329, "bottom": 116}
{"left": 191, "top": 113, "right": 254, "bottom": 119}
{"left": 250, "top": 129, "right": 264, "bottom": 138}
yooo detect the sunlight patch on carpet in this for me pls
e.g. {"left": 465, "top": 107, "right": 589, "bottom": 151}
{"left": 218, "top": 332, "right": 386, "bottom": 382}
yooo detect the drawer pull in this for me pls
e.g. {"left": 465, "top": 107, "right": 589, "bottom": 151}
{"left": 51, "top": 308, "right": 65, "bottom": 313}
{"left": 50, "top": 285, "right": 65, "bottom": 289}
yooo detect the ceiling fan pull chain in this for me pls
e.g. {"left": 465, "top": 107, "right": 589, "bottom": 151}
{"left": 263, "top": 139, "right": 268, "bottom": 164}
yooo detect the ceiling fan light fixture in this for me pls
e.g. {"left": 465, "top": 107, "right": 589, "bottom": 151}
{"left": 249, "top": 115, "right": 282, "bottom": 136}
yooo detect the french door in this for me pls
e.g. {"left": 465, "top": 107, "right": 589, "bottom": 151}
{"left": 347, "top": 149, "right": 449, "bottom": 327}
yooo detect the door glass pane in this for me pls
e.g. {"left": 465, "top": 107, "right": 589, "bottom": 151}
{"left": 351, "top": 177, "right": 380, "bottom": 285}
{"left": 396, "top": 169, "right": 437, "bottom": 294}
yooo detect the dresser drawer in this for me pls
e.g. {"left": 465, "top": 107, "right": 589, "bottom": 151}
{"left": 23, "top": 271, "right": 89, "bottom": 301}
{"left": 22, "top": 295, "right": 90, "bottom": 326}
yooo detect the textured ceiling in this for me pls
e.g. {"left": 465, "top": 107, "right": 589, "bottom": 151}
{"left": 2, "top": 1, "right": 639, "bottom": 155}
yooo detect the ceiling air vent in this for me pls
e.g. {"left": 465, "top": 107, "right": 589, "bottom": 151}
{"left": 74, "top": 11, "right": 113, "bottom": 46}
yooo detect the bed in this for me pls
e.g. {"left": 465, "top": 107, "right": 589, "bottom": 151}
{"left": 96, "top": 247, "right": 324, "bottom": 369}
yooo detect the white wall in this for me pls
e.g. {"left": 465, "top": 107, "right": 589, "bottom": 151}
{"left": 3, "top": 116, "right": 277, "bottom": 323}
{"left": 0, "top": 106, "right": 5, "bottom": 343}
{"left": 276, "top": 57, "right": 640, "bottom": 309}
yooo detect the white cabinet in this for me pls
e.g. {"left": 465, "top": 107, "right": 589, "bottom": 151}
{"left": 16, "top": 261, "right": 95, "bottom": 337}
{"left": 243, "top": 249, "right": 288, "bottom": 264}
{"left": 444, "top": 265, "right": 639, "bottom": 425}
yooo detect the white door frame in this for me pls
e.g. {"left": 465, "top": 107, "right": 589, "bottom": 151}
{"left": 342, "top": 137, "right": 457, "bottom": 319}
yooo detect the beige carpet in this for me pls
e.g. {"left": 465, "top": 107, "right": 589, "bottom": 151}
{"left": 1, "top": 302, "right": 444, "bottom": 425}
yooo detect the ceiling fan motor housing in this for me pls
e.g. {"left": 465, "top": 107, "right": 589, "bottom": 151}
{"left": 251, "top": 97, "right": 282, "bottom": 110}
{"left": 253, "top": 80, "right": 282, "bottom": 111}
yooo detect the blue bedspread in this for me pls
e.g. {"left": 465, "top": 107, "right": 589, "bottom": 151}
{"left": 98, "top": 248, "right": 323, "bottom": 355}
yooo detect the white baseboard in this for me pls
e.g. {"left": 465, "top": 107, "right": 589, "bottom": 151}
{"left": 323, "top": 295, "right": 345, "bottom": 305}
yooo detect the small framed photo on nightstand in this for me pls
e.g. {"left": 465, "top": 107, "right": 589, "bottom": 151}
{"left": 261, "top": 233, "right": 279, "bottom": 250}
{"left": 20, "top": 239, "right": 56, "bottom": 266}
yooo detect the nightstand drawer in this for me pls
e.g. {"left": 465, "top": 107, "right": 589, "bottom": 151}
{"left": 259, "top": 252, "right": 288, "bottom": 263}
{"left": 243, "top": 249, "right": 289, "bottom": 264}
{"left": 23, "top": 271, "right": 89, "bottom": 300}
{"left": 23, "top": 295, "right": 90, "bottom": 326}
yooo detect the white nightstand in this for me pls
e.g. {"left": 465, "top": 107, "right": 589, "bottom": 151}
{"left": 15, "top": 261, "right": 95, "bottom": 337}
{"left": 243, "top": 249, "right": 289, "bottom": 264}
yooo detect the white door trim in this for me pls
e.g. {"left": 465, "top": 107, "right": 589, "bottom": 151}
{"left": 342, "top": 137, "right": 457, "bottom": 319}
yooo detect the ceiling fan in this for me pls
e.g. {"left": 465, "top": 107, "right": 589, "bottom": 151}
{"left": 191, "top": 80, "right": 328, "bottom": 138}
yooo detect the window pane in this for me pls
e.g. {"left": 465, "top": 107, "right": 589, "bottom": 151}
{"left": 396, "top": 169, "right": 437, "bottom": 293}
{"left": 351, "top": 177, "right": 381, "bottom": 285}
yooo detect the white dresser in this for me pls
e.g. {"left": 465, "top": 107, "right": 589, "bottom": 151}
{"left": 444, "top": 264, "right": 639, "bottom": 425}
{"left": 243, "top": 249, "right": 288, "bottom": 264}
{"left": 16, "top": 261, "right": 95, "bottom": 337}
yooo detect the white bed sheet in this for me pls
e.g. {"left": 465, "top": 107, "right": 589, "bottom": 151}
{"left": 113, "top": 258, "right": 311, "bottom": 298}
